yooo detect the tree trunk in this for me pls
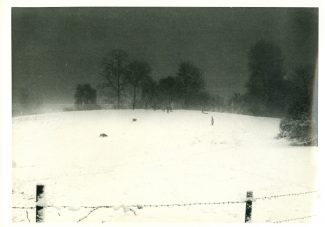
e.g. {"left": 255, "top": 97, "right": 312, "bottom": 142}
{"left": 132, "top": 85, "right": 137, "bottom": 110}
{"left": 117, "top": 59, "right": 121, "bottom": 109}
{"left": 117, "top": 87, "right": 120, "bottom": 109}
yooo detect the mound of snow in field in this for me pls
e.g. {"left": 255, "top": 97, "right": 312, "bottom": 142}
{"left": 12, "top": 110, "right": 318, "bottom": 222}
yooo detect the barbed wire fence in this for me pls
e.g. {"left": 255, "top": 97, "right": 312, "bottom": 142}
{"left": 12, "top": 185, "right": 318, "bottom": 223}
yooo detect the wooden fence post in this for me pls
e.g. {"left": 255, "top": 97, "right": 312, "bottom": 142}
{"left": 245, "top": 191, "right": 253, "bottom": 223}
{"left": 36, "top": 184, "right": 45, "bottom": 222}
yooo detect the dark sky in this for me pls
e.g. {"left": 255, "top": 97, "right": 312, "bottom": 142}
{"left": 12, "top": 7, "right": 318, "bottom": 104}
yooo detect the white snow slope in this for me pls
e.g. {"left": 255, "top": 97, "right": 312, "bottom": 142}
{"left": 12, "top": 110, "right": 318, "bottom": 223}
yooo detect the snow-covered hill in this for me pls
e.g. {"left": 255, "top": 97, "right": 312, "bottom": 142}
{"left": 12, "top": 110, "right": 318, "bottom": 222}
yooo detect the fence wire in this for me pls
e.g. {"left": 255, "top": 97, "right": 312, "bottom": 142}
{"left": 12, "top": 190, "right": 318, "bottom": 223}
{"left": 272, "top": 215, "right": 316, "bottom": 223}
{"left": 13, "top": 190, "right": 317, "bottom": 210}
{"left": 254, "top": 190, "right": 317, "bottom": 201}
{"left": 13, "top": 200, "right": 246, "bottom": 210}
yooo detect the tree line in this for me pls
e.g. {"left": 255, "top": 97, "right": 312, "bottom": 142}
{"left": 75, "top": 49, "right": 213, "bottom": 111}
{"left": 74, "top": 40, "right": 317, "bottom": 145}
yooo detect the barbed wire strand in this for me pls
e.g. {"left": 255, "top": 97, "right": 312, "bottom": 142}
{"left": 254, "top": 190, "right": 317, "bottom": 201}
{"left": 12, "top": 190, "right": 317, "bottom": 210}
{"left": 272, "top": 215, "right": 315, "bottom": 223}
{"left": 13, "top": 206, "right": 34, "bottom": 209}
{"left": 12, "top": 191, "right": 318, "bottom": 223}
{"left": 12, "top": 200, "right": 246, "bottom": 210}
{"left": 130, "top": 200, "right": 247, "bottom": 209}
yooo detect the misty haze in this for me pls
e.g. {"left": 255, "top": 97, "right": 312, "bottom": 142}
{"left": 12, "top": 7, "right": 318, "bottom": 223}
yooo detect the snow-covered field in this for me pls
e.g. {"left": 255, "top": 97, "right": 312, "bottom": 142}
{"left": 12, "top": 110, "right": 318, "bottom": 223}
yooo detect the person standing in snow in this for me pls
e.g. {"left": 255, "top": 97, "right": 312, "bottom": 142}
{"left": 211, "top": 116, "right": 214, "bottom": 126}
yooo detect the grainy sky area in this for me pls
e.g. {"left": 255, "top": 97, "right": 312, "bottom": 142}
{"left": 12, "top": 7, "right": 318, "bottom": 104}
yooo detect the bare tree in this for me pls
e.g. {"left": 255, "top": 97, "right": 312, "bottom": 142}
{"left": 126, "top": 61, "right": 151, "bottom": 110}
{"left": 74, "top": 84, "right": 97, "bottom": 110}
{"left": 141, "top": 76, "right": 158, "bottom": 109}
{"left": 158, "top": 76, "right": 177, "bottom": 109}
{"left": 102, "top": 49, "right": 128, "bottom": 108}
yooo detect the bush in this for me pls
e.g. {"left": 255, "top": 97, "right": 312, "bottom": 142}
{"left": 278, "top": 115, "right": 317, "bottom": 146}
{"left": 277, "top": 65, "right": 317, "bottom": 146}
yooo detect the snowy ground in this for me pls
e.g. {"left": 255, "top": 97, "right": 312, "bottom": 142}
{"left": 12, "top": 110, "right": 318, "bottom": 223}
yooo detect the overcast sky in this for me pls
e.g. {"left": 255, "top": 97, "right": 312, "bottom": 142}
{"left": 12, "top": 7, "right": 318, "bottom": 104}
